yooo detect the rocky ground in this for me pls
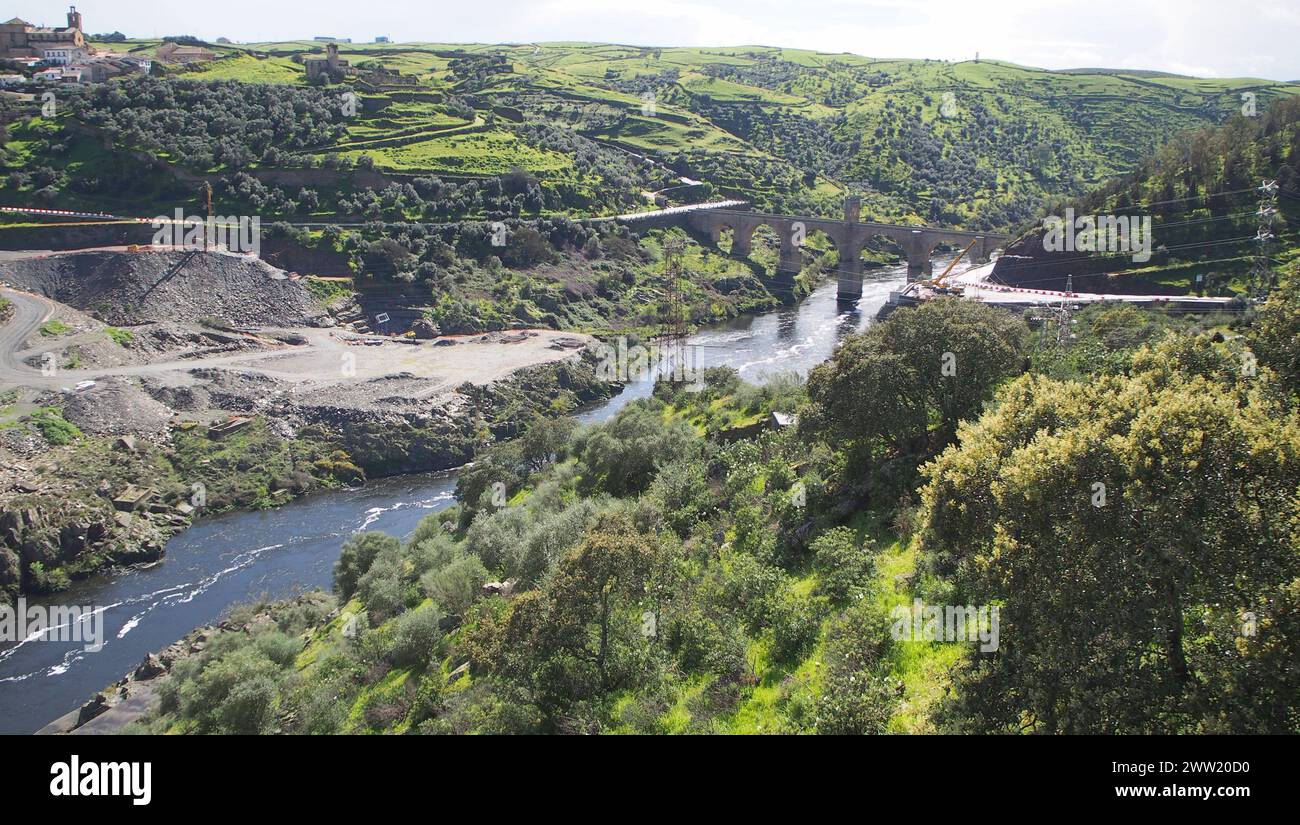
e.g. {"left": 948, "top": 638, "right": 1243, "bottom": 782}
{"left": 0, "top": 249, "right": 332, "bottom": 327}
{"left": 0, "top": 250, "right": 611, "bottom": 605}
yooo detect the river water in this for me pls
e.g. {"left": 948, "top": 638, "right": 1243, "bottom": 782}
{"left": 0, "top": 259, "right": 947, "bottom": 734}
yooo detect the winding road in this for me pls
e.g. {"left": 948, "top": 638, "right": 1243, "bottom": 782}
{"left": 0, "top": 288, "right": 58, "bottom": 388}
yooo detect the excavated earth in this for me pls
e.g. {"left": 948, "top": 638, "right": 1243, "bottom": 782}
{"left": 0, "top": 249, "right": 331, "bottom": 327}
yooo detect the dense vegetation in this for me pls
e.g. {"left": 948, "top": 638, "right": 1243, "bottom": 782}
{"left": 126, "top": 276, "right": 1300, "bottom": 733}
{"left": 69, "top": 79, "right": 350, "bottom": 168}
{"left": 3, "top": 43, "right": 1296, "bottom": 229}
{"left": 998, "top": 96, "right": 1300, "bottom": 292}
{"left": 2, "top": 39, "right": 1297, "bottom": 735}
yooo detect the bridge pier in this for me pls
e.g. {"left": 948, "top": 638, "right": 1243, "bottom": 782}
{"left": 778, "top": 232, "right": 802, "bottom": 276}
{"left": 906, "top": 230, "right": 933, "bottom": 281}
{"left": 837, "top": 253, "right": 863, "bottom": 301}
{"left": 732, "top": 225, "right": 753, "bottom": 257}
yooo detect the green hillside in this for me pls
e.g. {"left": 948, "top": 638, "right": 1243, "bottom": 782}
{"left": 4, "top": 40, "right": 1296, "bottom": 230}
{"left": 994, "top": 95, "right": 1300, "bottom": 294}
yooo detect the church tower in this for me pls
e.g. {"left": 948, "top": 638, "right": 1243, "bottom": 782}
{"left": 67, "top": 5, "right": 82, "bottom": 32}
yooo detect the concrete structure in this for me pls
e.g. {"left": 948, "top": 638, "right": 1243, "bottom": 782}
{"left": 622, "top": 197, "right": 1006, "bottom": 300}
{"left": 110, "top": 53, "right": 150, "bottom": 74}
{"left": 355, "top": 66, "right": 418, "bottom": 90}
{"left": 882, "top": 260, "right": 1240, "bottom": 315}
{"left": 0, "top": 6, "right": 84, "bottom": 59}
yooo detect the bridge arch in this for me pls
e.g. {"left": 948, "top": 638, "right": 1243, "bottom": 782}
{"left": 800, "top": 226, "right": 842, "bottom": 277}
{"left": 678, "top": 202, "right": 1006, "bottom": 301}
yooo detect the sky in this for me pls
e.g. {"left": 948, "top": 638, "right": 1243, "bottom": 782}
{"left": 17, "top": 0, "right": 1299, "bottom": 80}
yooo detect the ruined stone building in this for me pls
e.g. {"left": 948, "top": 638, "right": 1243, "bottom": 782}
{"left": 304, "top": 42, "right": 352, "bottom": 80}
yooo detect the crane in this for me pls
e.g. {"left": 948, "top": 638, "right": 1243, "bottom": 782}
{"left": 929, "top": 237, "right": 979, "bottom": 293}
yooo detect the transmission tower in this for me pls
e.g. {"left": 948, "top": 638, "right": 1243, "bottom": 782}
{"left": 1251, "top": 179, "right": 1279, "bottom": 301}
{"left": 1055, "top": 275, "right": 1076, "bottom": 348}
{"left": 659, "top": 239, "right": 688, "bottom": 382}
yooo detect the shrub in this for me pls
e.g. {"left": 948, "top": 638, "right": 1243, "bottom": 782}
{"left": 215, "top": 673, "right": 281, "bottom": 734}
{"left": 421, "top": 553, "right": 487, "bottom": 616}
{"left": 334, "top": 532, "right": 399, "bottom": 600}
{"left": 811, "top": 527, "right": 876, "bottom": 603}
{"left": 388, "top": 603, "right": 444, "bottom": 669}
{"left": 575, "top": 401, "right": 697, "bottom": 496}
{"left": 29, "top": 408, "right": 81, "bottom": 446}
{"left": 356, "top": 551, "right": 413, "bottom": 621}
{"left": 814, "top": 601, "right": 896, "bottom": 734}
{"left": 253, "top": 631, "right": 302, "bottom": 668}
{"left": 769, "top": 591, "right": 824, "bottom": 664}
{"left": 105, "top": 327, "right": 134, "bottom": 346}
{"left": 178, "top": 642, "right": 285, "bottom": 734}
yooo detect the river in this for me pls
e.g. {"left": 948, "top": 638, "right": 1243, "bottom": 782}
{"left": 0, "top": 258, "right": 954, "bottom": 734}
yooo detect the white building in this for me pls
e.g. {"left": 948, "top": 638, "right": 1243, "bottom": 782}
{"left": 42, "top": 43, "right": 87, "bottom": 65}
{"left": 0, "top": 73, "right": 23, "bottom": 86}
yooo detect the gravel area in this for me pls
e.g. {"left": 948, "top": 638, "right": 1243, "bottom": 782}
{"left": 0, "top": 250, "right": 330, "bottom": 327}
{"left": 61, "top": 377, "right": 173, "bottom": 437}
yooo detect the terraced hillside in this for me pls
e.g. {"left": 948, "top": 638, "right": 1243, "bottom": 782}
{"left": 2, "top": 40, "right": 1296, "bottom": 231}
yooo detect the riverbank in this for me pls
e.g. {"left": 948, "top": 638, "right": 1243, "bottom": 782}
{"left": 0, "top": 334, "right": 614, "bottom": 606}
{"left": 5, "top": 261, "right": 922, "bottom": 734}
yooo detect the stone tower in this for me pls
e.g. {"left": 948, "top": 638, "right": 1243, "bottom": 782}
{"left": 843, "top": 195, "right": 861, "bottom": 223}
{"left": 66, "top": 5, "right": 82, "bottom": 32}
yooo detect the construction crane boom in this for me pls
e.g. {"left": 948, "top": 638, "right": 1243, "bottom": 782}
{"left": 932, "top": 238, "right": 979, "bottom": 289}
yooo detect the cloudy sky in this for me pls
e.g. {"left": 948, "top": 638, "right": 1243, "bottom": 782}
{"left": 22, "top": 0, "right": 1298, "bottom": 80}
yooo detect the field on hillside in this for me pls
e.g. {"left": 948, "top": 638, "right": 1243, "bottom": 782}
{"left": 13, "top": 40, "right": 1292, "bottom": 231}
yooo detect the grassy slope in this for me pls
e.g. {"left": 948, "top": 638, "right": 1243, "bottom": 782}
{"left": 50, "top": 40, "right": 1297, "bottom": 229}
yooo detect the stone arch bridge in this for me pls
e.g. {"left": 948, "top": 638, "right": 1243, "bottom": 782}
{"left": 618, "top": 199, "right": 1007, "bottom": 301}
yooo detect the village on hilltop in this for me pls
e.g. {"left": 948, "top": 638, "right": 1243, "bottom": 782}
{"left": 0, "top": 6, "right": 415, "bottom": 89}
{"left": 0, "top": 5, "right": 218, "bottom": 86}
